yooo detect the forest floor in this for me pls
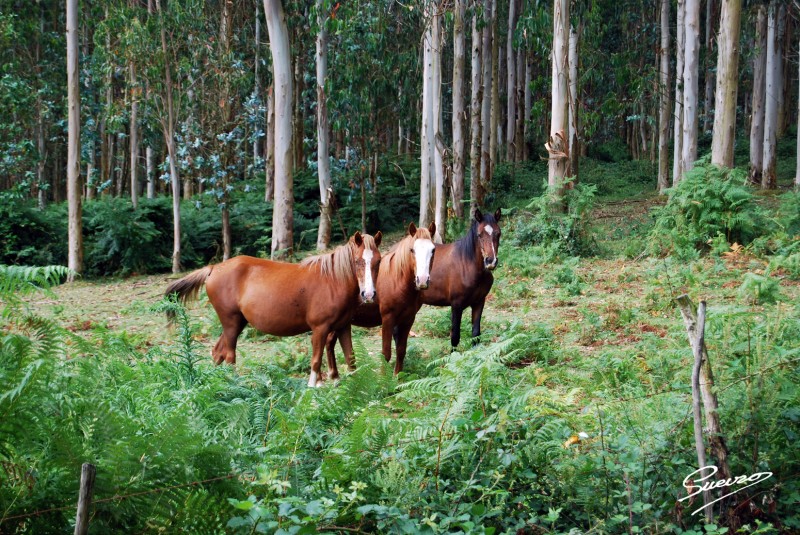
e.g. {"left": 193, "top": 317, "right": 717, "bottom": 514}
{"left": 27, "top": 195, "right": 800, "bottom": 392}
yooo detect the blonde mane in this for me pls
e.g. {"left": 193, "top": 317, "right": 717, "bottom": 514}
{"left": 300, "top": 234, "right": 379, "bottom": 282}
{"left": 380, "top": 227, "right": 432, "bottom": 279}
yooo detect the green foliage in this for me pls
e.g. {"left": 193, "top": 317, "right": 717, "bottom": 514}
{"left": 511, "top": 180, "right": 597, "bottom": 256}
{"left": 737, "top": 273, "right": 783, "bottom": 305}
{"left": 649, "top": 163, "right": 773, "bottom": 258}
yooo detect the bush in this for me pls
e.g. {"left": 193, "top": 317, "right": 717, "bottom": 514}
{"left": 0, "top": 189, "right": 67, "bottom": 266}
{"left": 511, "top": 180, "right": 597, "bottom": 256}
{"left": 648, "top": 163, "right": 773, "bottom": 258}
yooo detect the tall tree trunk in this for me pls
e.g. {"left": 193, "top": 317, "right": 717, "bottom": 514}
{"left": 469, "top": 4, "right": 483, "bottom": 218}
{"left": 316, "top": 0, "right": 332, "bottom": 250}
{"left": 523, "top": 52, "right": 531, "bottom": 161}
{"left": 420, "top": 4, "right": 435, "bottom": 227}
{"left": 657, "top": 0, "right": 670, "bottom": 193}
{"left": 673, "top": 0, "right": 685, "bottom": 185}
{"left": 265, "top": 0, "right": 294, "bottom": 258}
{"left": 681, "top": 0, "right": 700, "bottom": 178}
{"left": 156, "top": 0, "right": 181, "bottom": 273}
{"left": 254, "top": 0, "right": 262, "bottom": 164}
{"left": 750, "top": 5, "right": 767, "bottom": 185}
{"left": 265, "top": 84, "right": 275, "bottom": 201}
{"left": 452, "top": 0, "right": 466, "bottom": 219}
{"left": 796, "top": 34, "right": 800, "bottom": 189}
{"left": 547, "top": 0, "right": 569, "bottom": 192}
{"left": 489, "top": 1, "right": 499, "bottom": 176}
{"left": 506, "top": 0, "right": 518, "bottom": 161}
{"left": 129, "top": 61, "right": 139, "bottom": 208}
{"left": 710, "top": 0, "right": 742, "bottom": 168}
{"left": 762, "top": 1, "right": 780, "bottom": 190}
{"left": 777, "top": 5, "right": 789, "bottom": 138}
{"left": 703, "top": 0, "right": 715, "bottom": 134}
{"left": 479, "top": 0, "right": 493, "bottom": 205}
{"left": 146, "top": 146, "right": 155, "bottom": 198}
{"left": 432, "top": 8, "right": 446, "bottom": 243}
{"left": 568, "top": 25, "right": 579, "bottom": 181}
{"left": 67, "top": 0, "right": 82, "bottom": 280}
{"left": 220, "top": 0, "right": 233, "bottom": 261}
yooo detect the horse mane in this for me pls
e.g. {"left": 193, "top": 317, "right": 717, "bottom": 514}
{"left": 300, "top": 234, "right": 379, "bottom": 282}
{"left": 454, "top": 212, "right": 497, "bottom": 260}
{"left": 381, "top": 227, "right": 432, "bottom": 278}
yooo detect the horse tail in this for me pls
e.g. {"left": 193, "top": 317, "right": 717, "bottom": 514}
{"left": 164, "top": 266, "right": 213, "bottom": 323}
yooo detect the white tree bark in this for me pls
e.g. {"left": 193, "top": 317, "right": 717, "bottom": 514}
{"left": 750, "top": 5, "right": 767, "bottom": 184}
{"left": 254, "top": 0, "right": 262, "bottom": 164}
{"left": 489, "top": 1, "right": 499, "bottom": 175}
{"left": 762, "top": 1, "right": 780, "bottom": 190}
{"left": 146, "top": 146, "right": 155, "bottom": 198}
{"left": 432, "top": 8, "right": 445, "bottom": 243}
{"left": 506, "top": 0, "right": 518, "bottom": 160}
{"left": 129, "top": 61, "right": 139, "bottom": 208}
{"left": 265, "top": 84, "right": 275, "bottom": 201}
{"left": 524, "top": 52, "right": 531, "bottom": 161}
{"left": 420, "top": 3, "right": 435, "bottom": 227}
{"left": 316, "top": 0, "right": 331, "bottom": 251}
{"left": 710, "top": 0, "right": 742, "bottom": 169}
{"left": 681, "top": 0, "right": 700, "bottom": 177}
{"left": 568, "top": 25, "right": 578, "bottom": 177}
{"left": 480, "top": 0, "right": 493, "bottom": 200}
{"left": 673, "top": 0, "right": 685, "bottom": 185}
{"left": 469, "top": 4, "right": 482, "bottom": 218}
{"left": 657, "top": 0, "right": 670, "bottom": 192}
{"left": 703, "top": 0, "right": 715, "bottom": 134}
{"left": 264, "top": 0, "right": 294, "bottom": 257}
{"left": 452, "top": 0, "right": 466, "bottom": 218}
{"left": 67, "top": 0, "right": 83, "bottom": 280}
{"left": 547, "top": 0, "right": 569, "bottom": 189}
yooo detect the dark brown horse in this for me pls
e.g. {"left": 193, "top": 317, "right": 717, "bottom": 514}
{"left": 164, "top": 232, "right": 382, "bottom": 387}
{"left": 421, "top": 208, "right": 501, "bottom": 347}
{"left": 328, "top": 222, "right": 436, "bottom": 375}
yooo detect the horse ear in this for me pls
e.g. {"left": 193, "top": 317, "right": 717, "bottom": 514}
{"left": 353, "top": 231, "right": 363, "bottom": 246}
{"left": 494, "top": 208, "right": 502, "bottom": 222}
{"left": 373, "top": 231, "right": 382, "bottom": 247}
{"left": 474, "top": 209, "right": 483, "bottom": 223}
{"left": 408, "top": 222, "right": 417, "bottom": 236}
{"left": 428, "top": 221, "right": 436, "bottom": 235}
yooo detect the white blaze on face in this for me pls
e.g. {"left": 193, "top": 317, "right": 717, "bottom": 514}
{"left": 483, "top": 225, "right": 497, "bottom": 265}
{"left": 413, "top": 238, "right": 435, "bottom": 288}
{"left": 361, "top": 248, "right": 375, "bottom": 301}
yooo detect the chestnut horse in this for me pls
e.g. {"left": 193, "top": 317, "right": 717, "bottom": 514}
{"left": 327, "top": 222, "right": 436, "bottom": 375}
{"left": 420, "top": 208, "right": 501, "bottom": 347}
{"left": 164, "top": 231, "right": 381, "bottom": 387}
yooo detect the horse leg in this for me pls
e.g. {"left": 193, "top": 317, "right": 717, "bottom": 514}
{"left": 212, "top": 312, "right": 247, "bottom": 365}
{"left": 325, "top": 331, "right": 340, "bottom": 381}
{"left": 450, "top": 306, "right": 464, "bottom": 348}
{"left": 308, "top": 329, "right": 327, "bottom": 387}
{"left": 338, "top": 325, "right": 356, "bottom": 372}
{"left": 470, "top": 299, "right": 486, "bottom": 346}
{"left": 381, "top": 319, "right": 395, "bottom": 364}
{"left": 394, "top": 321, "right": 414, "bottom": 374}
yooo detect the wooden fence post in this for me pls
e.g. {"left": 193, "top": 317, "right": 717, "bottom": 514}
{"left": 74, "top": 463, "right": 96, "bottom": 535}
{"left": 677, "top": 295, "right": 733, "bottom": 521}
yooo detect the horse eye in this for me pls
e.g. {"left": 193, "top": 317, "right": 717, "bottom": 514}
{"left": 411, "top": 248, "right": 415, "bottom": 254}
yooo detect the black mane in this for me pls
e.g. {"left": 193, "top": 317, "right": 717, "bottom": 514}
{"left": 453, "top": 212, "right": 497, "bottom": 259}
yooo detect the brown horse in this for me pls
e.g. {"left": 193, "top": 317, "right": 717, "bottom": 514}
{"left": 420, "top": 208, "right": 501, "bottom": 347}
{"left": 328, "top": 222, "right": 436, "bottom": 375}
{"left": 164, "top": 231, "right": 382, "bottom": 387}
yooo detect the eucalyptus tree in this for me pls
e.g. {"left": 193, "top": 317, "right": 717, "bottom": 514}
{"left": 316, "top": 0, "right": 332, "bottom": 250}
{"left": 452, "top": 0, "right": 466, "bottom": 219}
{"left": 264, "top": 0, "right": 294, "bottom": 258}
{"left": 710, "top": 0, "right": 742, "bottom": 169}
{"left": 762, "top": 1, "right": 784, "bottom": 190}
{"left": 750, "top": 5, "right": 767, "bottom": 184}
{"left": 506, "top": 0, "right": 519, "bottom": 161}
{"left": 679, "top": 0, "right": 700, "bottom": 180}
{"left": 469, "top": 1, "right": 483, "bottom": 218}
{"left": 479, "top": 0, "right": 493, "bottom": 204}
{"left": 657, "top": 0, "right": 670, "bottom": 193}
{"left": 673, "top": 0, "right": 685, "bottom": 185}
{"left": 67, "top": 0, "right": 83, "bottom": 279}
{"left": 547, "top": 0, "right": 569, "bottom": 191}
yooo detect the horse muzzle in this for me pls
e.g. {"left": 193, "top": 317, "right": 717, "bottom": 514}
{"left": 360, "top": 290, "right": 376, "bottom": 303}
{"left": 484, "top": 257, "right": 498, "bottom": 270}
{"left": 415, "top": 276, "right": 430, "bottom": 290}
